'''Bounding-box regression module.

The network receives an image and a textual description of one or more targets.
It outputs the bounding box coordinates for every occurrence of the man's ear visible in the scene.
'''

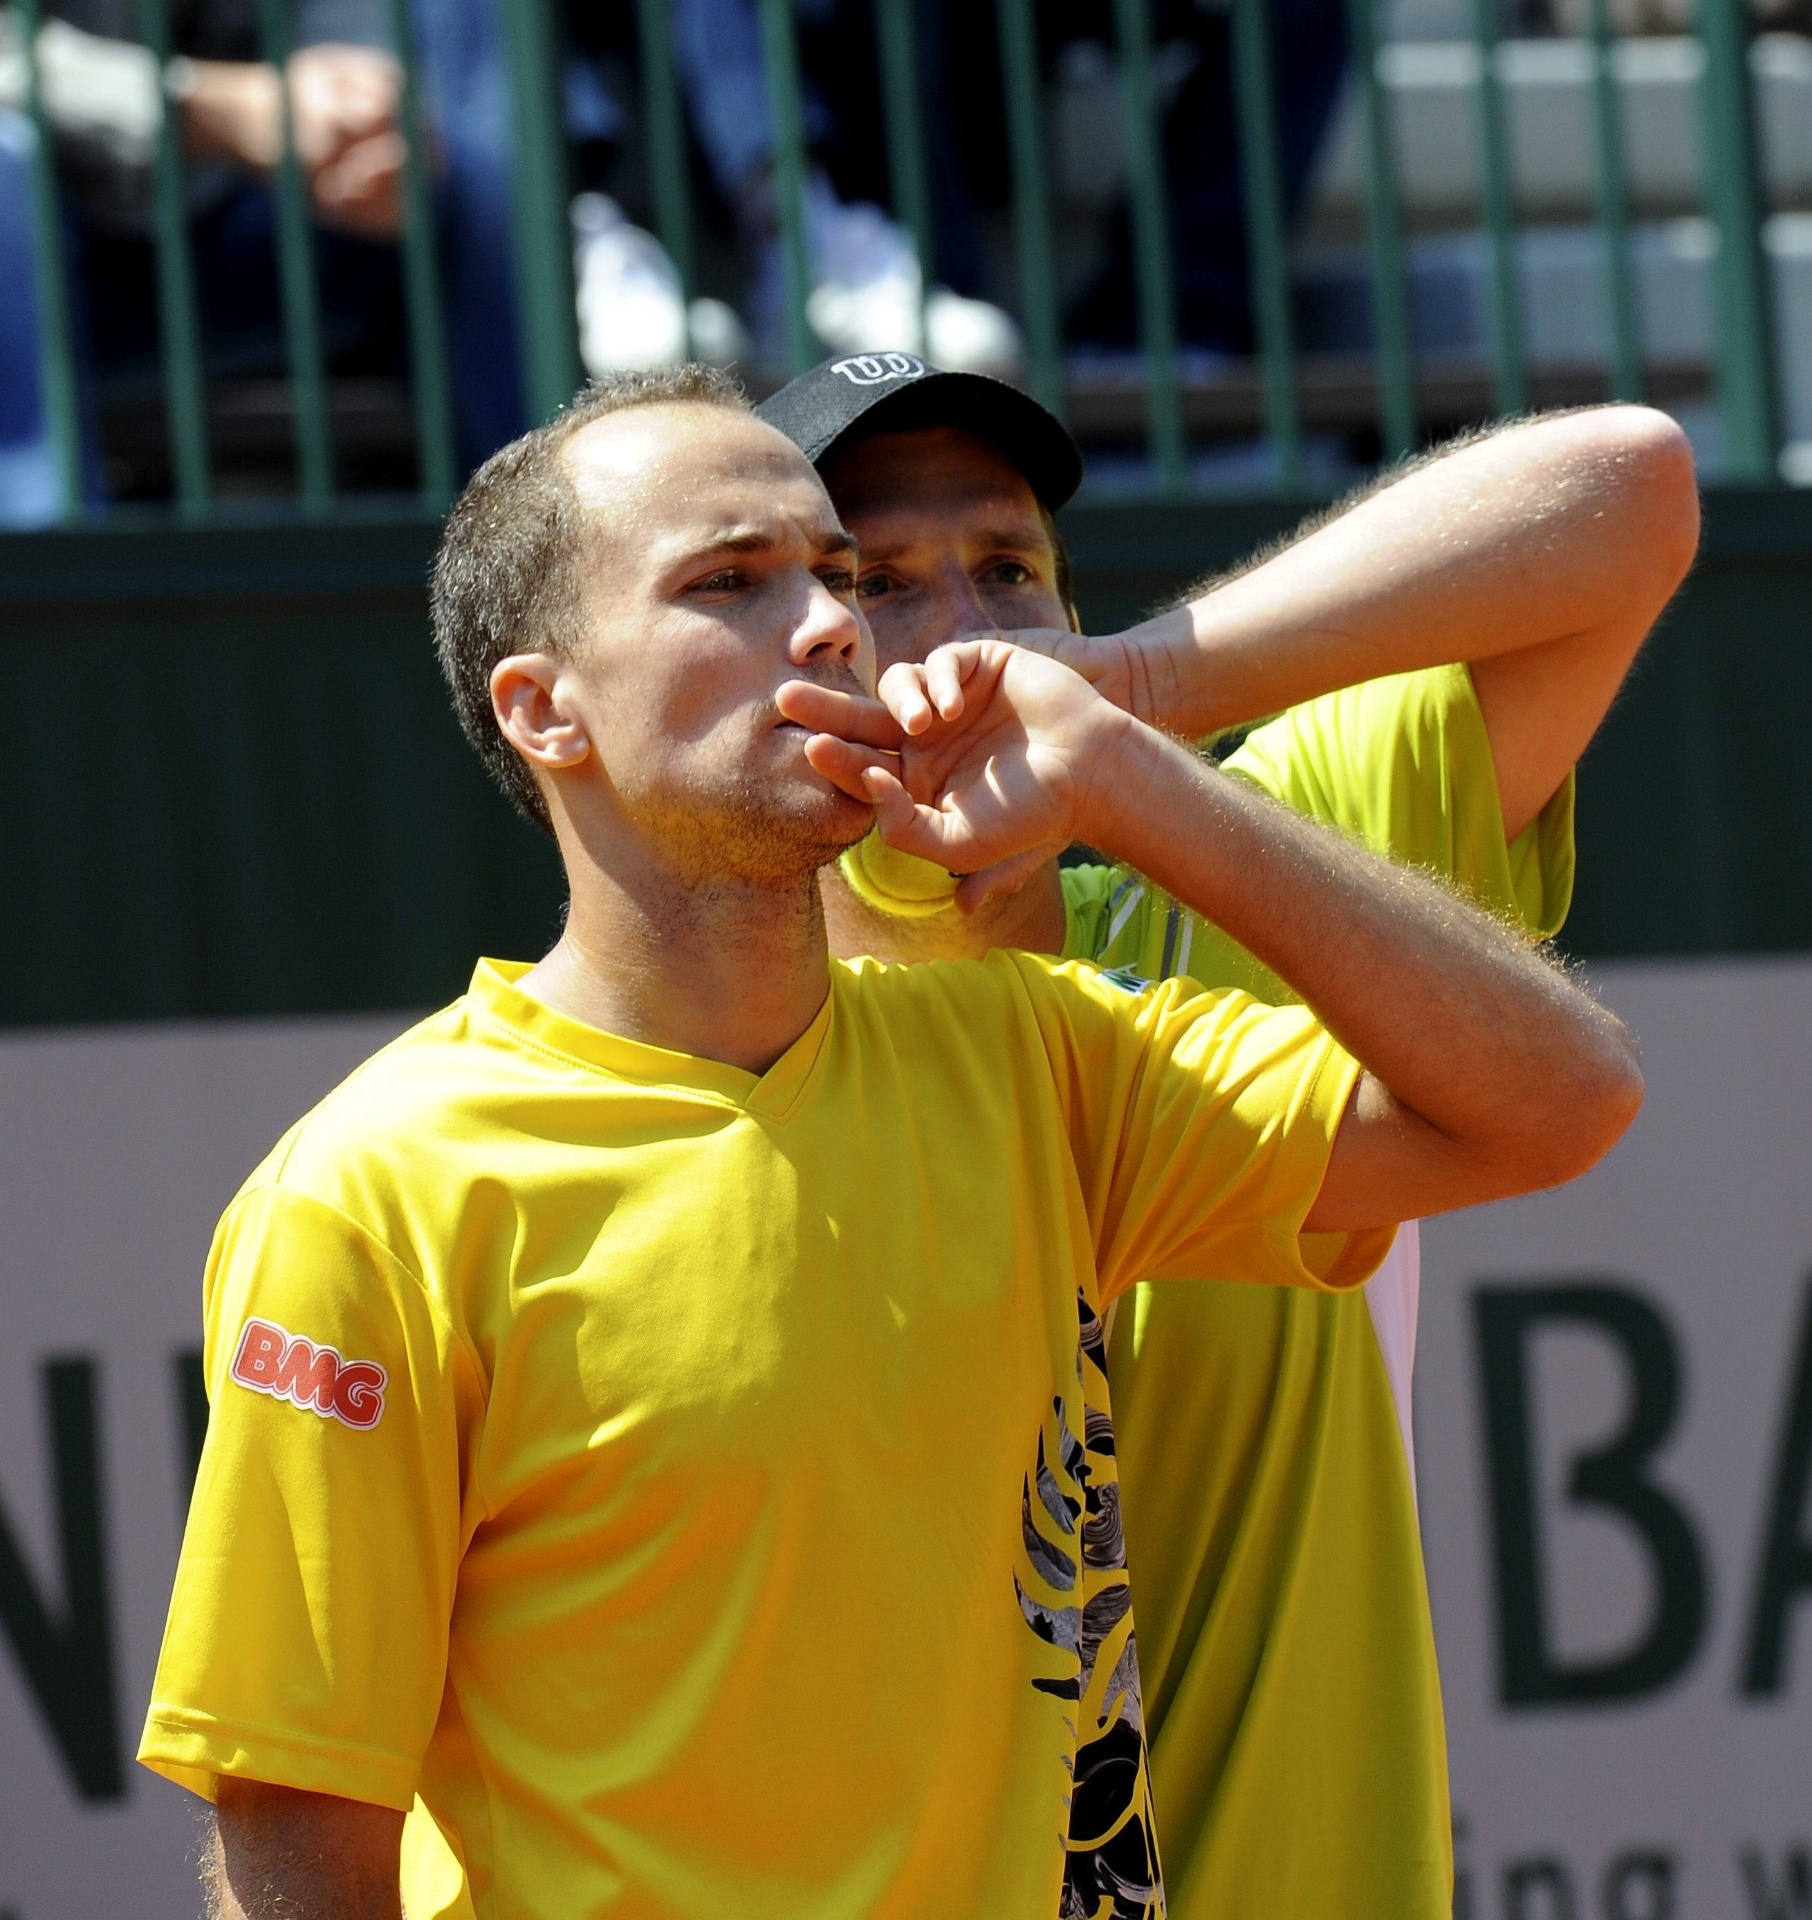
[491,653,592,772]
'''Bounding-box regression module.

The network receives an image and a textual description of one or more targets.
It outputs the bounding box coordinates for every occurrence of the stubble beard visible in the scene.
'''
[633,761,871,899]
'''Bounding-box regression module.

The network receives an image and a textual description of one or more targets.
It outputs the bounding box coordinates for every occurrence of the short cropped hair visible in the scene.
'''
[431,364,752,832]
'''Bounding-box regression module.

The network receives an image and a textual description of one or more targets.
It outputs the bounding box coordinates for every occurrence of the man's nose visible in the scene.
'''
[789,578,863,668]
[925,561,993,644]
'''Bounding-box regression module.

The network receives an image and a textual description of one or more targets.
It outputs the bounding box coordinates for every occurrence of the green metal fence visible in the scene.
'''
[9,0,1792,522]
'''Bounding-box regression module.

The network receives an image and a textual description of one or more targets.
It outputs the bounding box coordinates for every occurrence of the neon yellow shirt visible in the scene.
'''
[140,952,1381,1920]
[1062,664,1575,1920]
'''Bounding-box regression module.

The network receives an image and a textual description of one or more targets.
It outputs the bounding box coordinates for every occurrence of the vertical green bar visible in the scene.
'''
[1345,0,1416,461]
[874,0,935,305]
[1696,0,1776,480]
[1229,0,1303,492]
[500,0,582,420]
[1587,0,1642,401]
[636,0,695,304]
[254,0,334,509]
[756,0,814,374]
[994,0,1064,419]
[1111,0,1185,494]
[1468,0,1527,416]
[135,0,211,516]
[15,0,82,520]
[384,0,455,506]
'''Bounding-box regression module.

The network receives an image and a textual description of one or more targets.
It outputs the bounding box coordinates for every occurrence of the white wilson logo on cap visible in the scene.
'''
[830,353,927,386]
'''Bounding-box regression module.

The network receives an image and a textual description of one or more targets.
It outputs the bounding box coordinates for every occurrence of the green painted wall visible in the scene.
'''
[1,490,1808,1027]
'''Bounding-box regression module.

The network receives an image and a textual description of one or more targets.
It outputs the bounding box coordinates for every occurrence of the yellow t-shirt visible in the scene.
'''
[1062,664,1576,1920]
[140,951,1377,1920]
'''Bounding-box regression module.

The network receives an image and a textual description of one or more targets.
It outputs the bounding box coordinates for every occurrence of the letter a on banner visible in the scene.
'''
[1742,1274,1812,1698]
[1473,1281,1709,1706]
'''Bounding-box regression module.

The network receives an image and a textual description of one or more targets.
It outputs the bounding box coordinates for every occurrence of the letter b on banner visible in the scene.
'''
[1474,1282,1708,1706]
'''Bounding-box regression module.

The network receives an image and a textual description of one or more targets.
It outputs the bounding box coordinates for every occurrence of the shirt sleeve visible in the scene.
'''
[137,1183,482,1809]
[1221,662,1576,938]
[1018,956,1392,1304]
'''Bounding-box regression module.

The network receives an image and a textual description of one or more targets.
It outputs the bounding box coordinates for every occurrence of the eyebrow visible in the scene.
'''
[689,526,859,562]
[856,523,1049,566]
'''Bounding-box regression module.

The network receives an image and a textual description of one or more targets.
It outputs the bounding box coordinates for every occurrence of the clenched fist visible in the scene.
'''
[778,637,1142,911]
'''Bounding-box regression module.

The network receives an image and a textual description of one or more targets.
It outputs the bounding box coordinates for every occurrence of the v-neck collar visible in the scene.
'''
[468,959,833,1121]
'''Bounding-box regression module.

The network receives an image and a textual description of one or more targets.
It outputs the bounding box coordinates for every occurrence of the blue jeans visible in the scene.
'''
[411,0,528,470]
[0,110,63,527]
[1068,0,1353,353]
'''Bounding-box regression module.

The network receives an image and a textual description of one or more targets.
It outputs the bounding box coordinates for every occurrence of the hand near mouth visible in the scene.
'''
[779,640,1139,912]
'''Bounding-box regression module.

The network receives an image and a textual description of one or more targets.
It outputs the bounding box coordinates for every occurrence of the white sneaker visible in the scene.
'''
[803,181,923,358]
[572,194,688,375]
[752,175,1025,377]
[686,297,753,367]
[924,287,1024,382]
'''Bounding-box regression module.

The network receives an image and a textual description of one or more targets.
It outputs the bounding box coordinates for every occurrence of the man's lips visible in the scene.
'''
[769,711,897,757]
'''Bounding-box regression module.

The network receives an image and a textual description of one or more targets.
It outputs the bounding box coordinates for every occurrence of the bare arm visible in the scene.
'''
[175,47,402,237]
[785,641,1643,1227]
[204,1779,403,1920]
[1034,406,1699,838]
[1091,727,1641,1227]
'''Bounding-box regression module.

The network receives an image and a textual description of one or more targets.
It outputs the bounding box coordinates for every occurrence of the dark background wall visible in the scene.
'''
[2,490,1808,1027]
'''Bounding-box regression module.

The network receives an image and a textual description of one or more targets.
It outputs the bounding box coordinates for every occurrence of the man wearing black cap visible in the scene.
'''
[758,354,1701,1919]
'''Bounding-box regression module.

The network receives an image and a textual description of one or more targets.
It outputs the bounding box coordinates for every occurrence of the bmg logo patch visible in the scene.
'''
[231,1317,388,1429]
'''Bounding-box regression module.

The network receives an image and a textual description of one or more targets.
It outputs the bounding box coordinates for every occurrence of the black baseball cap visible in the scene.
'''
[756,353,1084,510]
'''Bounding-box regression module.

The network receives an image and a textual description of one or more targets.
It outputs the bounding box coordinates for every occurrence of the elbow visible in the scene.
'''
[1598,405,1703,596]
[1520,1029,1647,1192]
[1570,1037,1646,1179]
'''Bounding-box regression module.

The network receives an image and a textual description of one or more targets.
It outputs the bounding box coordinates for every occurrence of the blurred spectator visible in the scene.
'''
[1044,0,1352,359]
[0,1,425,516]
[666,0,1023,375]
[0,0,613,512]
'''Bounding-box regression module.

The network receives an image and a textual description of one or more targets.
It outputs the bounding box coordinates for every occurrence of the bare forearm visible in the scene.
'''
[1088,722,1642,1203]
[799,635,1643,1216]
[1116,407,1697,742]
[206,1781,403,1920]
[176,61,282,170]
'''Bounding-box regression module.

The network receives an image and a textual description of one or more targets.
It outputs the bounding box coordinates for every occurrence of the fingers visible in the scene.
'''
[312,134,404,236]
[922,646,970,722]
[859,762,934,848]
[993,627,1087,675]
[802,733,895,803]
[877,637,999,736]
[776,680,904,750]
[875,662,935,737]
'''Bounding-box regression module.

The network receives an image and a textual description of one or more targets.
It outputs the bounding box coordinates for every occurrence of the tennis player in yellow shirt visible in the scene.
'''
[758,356,1700,1919]
[142,368,1642,1919]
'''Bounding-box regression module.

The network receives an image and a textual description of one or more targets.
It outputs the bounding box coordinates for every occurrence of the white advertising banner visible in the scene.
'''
[0,961,1807,1919]
[0,1013,410,1920]
[1421,959,1812,1920]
